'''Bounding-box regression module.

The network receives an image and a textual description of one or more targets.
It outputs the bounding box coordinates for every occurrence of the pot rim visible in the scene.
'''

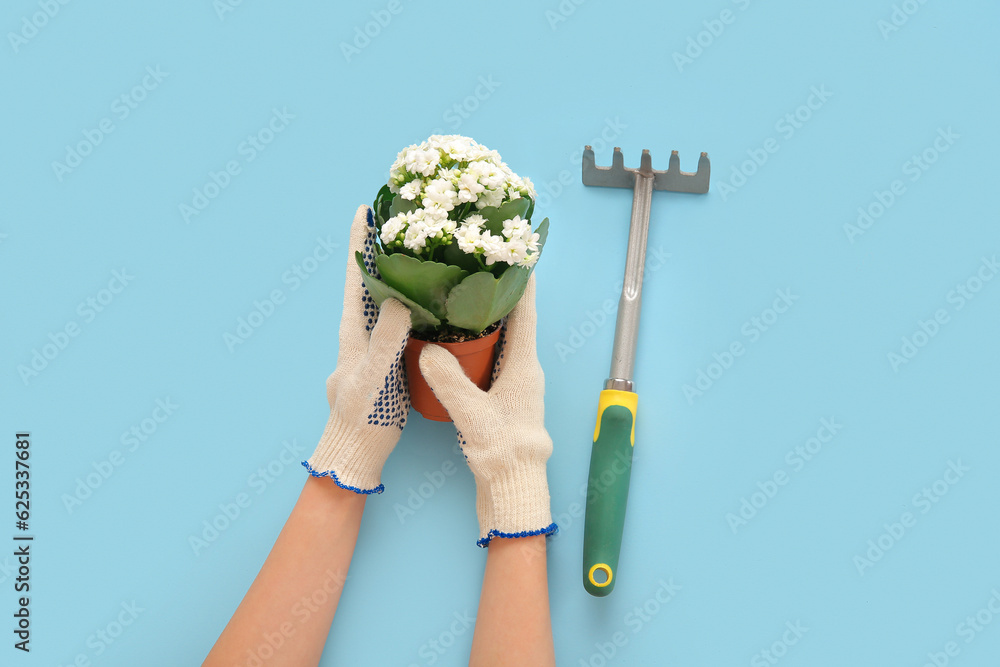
[406,325,501,355]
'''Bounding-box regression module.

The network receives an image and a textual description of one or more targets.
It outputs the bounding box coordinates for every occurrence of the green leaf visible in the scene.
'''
[534,216,550,251]
[374,253,468,320]
[354,252,440,331]
[388,194,419,218]
[438,239,483,274]
[503,196,532,220]
[473,205,500,232]
[372,185,393,229]
[444,265,533,334]
[478,198,532,235]
[452,202,476,222]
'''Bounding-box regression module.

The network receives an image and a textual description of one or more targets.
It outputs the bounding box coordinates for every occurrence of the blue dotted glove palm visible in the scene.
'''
[303,206,411,494]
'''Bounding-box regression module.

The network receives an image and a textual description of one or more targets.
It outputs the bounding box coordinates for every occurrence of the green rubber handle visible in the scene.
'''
[583,389,637,597]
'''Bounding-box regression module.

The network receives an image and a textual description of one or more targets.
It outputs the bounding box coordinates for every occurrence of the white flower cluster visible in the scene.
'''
[381,135,539,267]
[456,214,540,267]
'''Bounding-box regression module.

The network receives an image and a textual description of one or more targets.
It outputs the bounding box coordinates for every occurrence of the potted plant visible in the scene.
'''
[357,134,549,421]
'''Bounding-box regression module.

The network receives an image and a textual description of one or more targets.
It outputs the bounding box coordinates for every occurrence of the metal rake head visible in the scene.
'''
[582,146,710,194]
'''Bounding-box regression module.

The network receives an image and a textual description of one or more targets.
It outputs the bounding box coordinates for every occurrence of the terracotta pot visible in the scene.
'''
[404,327,501,422]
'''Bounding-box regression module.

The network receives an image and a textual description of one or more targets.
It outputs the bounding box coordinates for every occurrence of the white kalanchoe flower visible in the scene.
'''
[399,179,422,201]
[380,135,541,264]
[505,236,529,264]
[518,225,541,267]
[472,160,505,190]
[455,214,487,254]
[519,250,540,268]
[457,172,485,203]
[521,176,537,199]
[502,215,527,241]
[380,212,407,247]
[463,213,486,227]
[423,207,456,241]
[480,232,507,266]
[439,136,472,162]
[436,166,462,187]
[423,178,458,212]
[477,187,504,210]
[522,226,540,254]
[407,149,440,177]
[422,203,451,225]
[402,209,432,252]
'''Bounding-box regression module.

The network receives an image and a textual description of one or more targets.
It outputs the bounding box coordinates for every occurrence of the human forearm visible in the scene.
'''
[469,536,555,667]
[203,476,366,667]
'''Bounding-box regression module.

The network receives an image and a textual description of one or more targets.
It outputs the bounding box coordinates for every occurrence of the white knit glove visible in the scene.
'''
[303,205,411,494]
[419,275,556,546]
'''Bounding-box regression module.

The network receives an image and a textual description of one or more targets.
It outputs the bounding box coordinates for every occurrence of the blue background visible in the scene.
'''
[3,0,999,665]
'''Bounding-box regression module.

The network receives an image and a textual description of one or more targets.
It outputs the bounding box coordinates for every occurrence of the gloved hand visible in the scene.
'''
[419,275,556,546]
[303,205,411,494]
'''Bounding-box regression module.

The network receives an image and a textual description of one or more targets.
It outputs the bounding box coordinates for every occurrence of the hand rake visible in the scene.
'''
[581,145,710,596]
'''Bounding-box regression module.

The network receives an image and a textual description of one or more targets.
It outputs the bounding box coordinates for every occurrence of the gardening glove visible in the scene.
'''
[302,205,411,494]
[418,275,557,546]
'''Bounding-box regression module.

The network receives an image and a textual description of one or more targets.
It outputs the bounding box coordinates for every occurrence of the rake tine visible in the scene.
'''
[668,150,681,173]
[612,146,625,172]
[639,149,653,174]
